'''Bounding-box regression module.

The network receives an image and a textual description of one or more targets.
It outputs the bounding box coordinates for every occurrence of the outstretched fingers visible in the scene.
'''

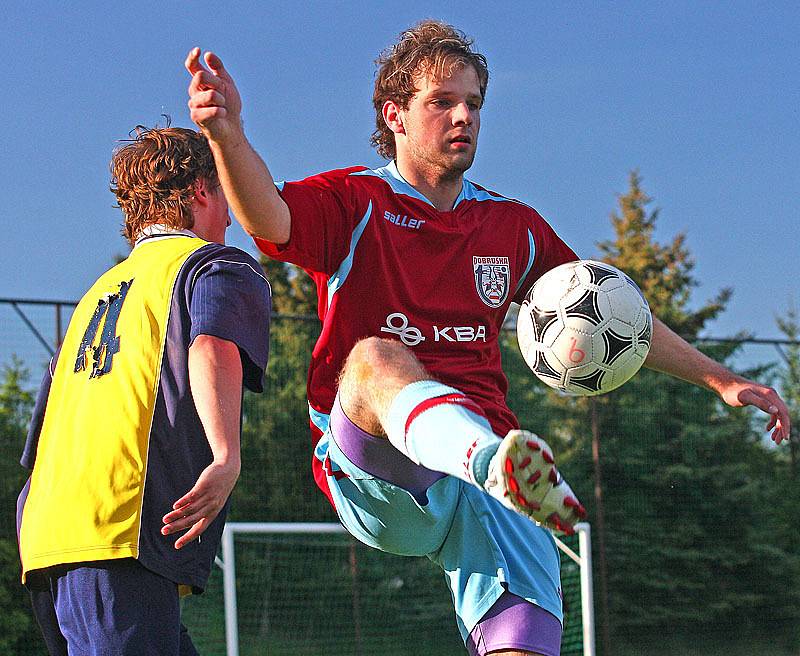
[736,387,791,444]
[185,49,231,89]
[189,70,224,95]
[173,516,208,550]
[184,48,243,140]
[162,489,205,536]
[769,415,789,445]
[204,51,231,81]
[161,497,216,550]
[161,461,239,549]
[185,46,205,76]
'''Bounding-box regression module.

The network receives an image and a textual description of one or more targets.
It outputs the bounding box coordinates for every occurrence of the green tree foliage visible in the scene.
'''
[231,258,333,522]
[597,170,731,338]
[590,173,800,644]
[0,360,45,655]
[775,301,800,477]
[508,173,800,650]
[769,303,800,643]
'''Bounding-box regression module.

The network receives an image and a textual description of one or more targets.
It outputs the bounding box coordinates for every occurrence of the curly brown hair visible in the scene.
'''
[110,126,219,244]
[371,20,489,161]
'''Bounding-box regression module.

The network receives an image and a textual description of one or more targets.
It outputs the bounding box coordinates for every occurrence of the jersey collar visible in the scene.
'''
[374,161,470,211]
[133,225,200,250]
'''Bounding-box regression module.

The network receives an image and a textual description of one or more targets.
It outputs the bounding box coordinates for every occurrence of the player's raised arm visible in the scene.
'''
[185,48,291,244]
[645,317,791,444]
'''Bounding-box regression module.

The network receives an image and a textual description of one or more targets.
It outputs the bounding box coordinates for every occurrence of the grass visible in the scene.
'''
[614,634,799,656]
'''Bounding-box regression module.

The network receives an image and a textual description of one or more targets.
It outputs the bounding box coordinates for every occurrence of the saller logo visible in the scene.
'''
[384,210,426,230]
[473,256,510,308]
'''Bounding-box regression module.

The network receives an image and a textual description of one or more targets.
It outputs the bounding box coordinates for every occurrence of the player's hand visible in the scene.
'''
[161,459,241,550]
[185,48,244,145]
[718,377,791,444]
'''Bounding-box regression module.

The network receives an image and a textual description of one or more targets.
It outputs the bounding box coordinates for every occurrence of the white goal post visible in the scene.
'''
[555,523,596,656]
[216,522,595,656]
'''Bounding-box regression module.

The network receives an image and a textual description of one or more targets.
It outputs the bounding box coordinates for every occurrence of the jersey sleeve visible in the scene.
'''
[189,250,272,393]
[254,167,366,275]
[21,351,59,469]
[512,208,579,304]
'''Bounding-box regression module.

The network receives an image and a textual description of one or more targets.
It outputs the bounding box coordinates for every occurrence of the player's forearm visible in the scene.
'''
[645,317,742,395]
[209,136,291,244]
[188,335,243,471]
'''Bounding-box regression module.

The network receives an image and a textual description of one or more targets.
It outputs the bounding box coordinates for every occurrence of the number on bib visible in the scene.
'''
[74,279,133,378]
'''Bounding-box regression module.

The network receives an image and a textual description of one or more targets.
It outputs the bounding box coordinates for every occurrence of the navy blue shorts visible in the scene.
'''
[28,559,198,656]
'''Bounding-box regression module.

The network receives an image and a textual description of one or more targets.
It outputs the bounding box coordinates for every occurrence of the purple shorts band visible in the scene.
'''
[466,592,562,656]
[330,397,445,504]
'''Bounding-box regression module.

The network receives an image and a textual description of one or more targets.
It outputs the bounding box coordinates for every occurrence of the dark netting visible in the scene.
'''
[4,305,798,655]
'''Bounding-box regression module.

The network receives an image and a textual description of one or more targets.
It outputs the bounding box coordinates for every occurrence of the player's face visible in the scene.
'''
[399,64,482,179]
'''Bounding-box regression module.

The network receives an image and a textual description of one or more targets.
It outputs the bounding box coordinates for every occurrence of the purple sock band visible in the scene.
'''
[330,397,445,504]
[466,592,562,656]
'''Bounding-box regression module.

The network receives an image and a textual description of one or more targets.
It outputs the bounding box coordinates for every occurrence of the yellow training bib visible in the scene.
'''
[20,236,207,579]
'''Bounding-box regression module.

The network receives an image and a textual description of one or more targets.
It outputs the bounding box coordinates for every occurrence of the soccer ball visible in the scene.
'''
[516,260,652,396]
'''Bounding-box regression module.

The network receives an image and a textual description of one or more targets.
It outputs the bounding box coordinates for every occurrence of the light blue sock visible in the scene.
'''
[385,380,501,487]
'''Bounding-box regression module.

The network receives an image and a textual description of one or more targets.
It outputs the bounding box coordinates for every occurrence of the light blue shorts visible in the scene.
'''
[321,399,563,641]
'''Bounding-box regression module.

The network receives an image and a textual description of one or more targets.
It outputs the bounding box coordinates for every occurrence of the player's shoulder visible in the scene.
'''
[186,243,269,287]
[462,179,548,224]
[290,164,415,207]
[293,165,371,187]
[191,241,261,266]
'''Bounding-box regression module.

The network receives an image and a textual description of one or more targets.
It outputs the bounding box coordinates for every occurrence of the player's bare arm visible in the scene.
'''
[645,317,790,444]
[185,48,291,244]
[162,334,243,549]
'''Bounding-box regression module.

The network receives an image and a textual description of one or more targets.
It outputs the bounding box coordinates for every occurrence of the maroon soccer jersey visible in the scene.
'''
[256,162,577,503]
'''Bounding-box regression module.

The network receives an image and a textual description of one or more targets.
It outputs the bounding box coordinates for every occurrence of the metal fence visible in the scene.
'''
[1,296,795,387]
[4,297,799,656]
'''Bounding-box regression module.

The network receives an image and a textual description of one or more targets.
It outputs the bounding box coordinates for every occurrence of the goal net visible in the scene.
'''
[182,522,594,656]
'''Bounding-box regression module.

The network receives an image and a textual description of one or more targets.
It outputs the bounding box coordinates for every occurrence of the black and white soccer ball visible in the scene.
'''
[517,260,652,396]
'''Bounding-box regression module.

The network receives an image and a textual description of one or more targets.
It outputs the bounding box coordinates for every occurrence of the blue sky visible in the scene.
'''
[3,1,798,342]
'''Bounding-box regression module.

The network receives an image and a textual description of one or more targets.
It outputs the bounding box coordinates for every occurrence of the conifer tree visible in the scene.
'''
[584,172,800,644]
[0,361,45,654]
[775,301,800,477]
[597,170,730,336]
[231,259,330,522]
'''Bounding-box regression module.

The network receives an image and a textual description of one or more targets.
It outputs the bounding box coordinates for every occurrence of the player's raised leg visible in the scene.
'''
[338,337,585,533]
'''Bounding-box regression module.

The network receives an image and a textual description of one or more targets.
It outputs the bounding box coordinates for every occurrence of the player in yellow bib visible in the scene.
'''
[17,126,271,655]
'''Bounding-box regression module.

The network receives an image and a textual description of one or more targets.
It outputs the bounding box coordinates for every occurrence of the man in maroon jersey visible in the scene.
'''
[175,21,790,655]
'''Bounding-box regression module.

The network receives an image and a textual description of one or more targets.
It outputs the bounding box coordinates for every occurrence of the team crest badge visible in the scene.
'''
[473,256,510,308]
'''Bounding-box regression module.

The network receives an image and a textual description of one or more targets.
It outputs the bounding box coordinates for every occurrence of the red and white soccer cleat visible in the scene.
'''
[484,430,586,534]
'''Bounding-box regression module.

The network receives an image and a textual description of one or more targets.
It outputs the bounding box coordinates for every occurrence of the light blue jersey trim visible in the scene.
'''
[352,162,519,212]
[275,180,286,191]
[309,404,330,434]
[514,229,536,297]
[310,404,331,462]
[326,201,373,308]
[352,161,435,207]
[454,179,516,207]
